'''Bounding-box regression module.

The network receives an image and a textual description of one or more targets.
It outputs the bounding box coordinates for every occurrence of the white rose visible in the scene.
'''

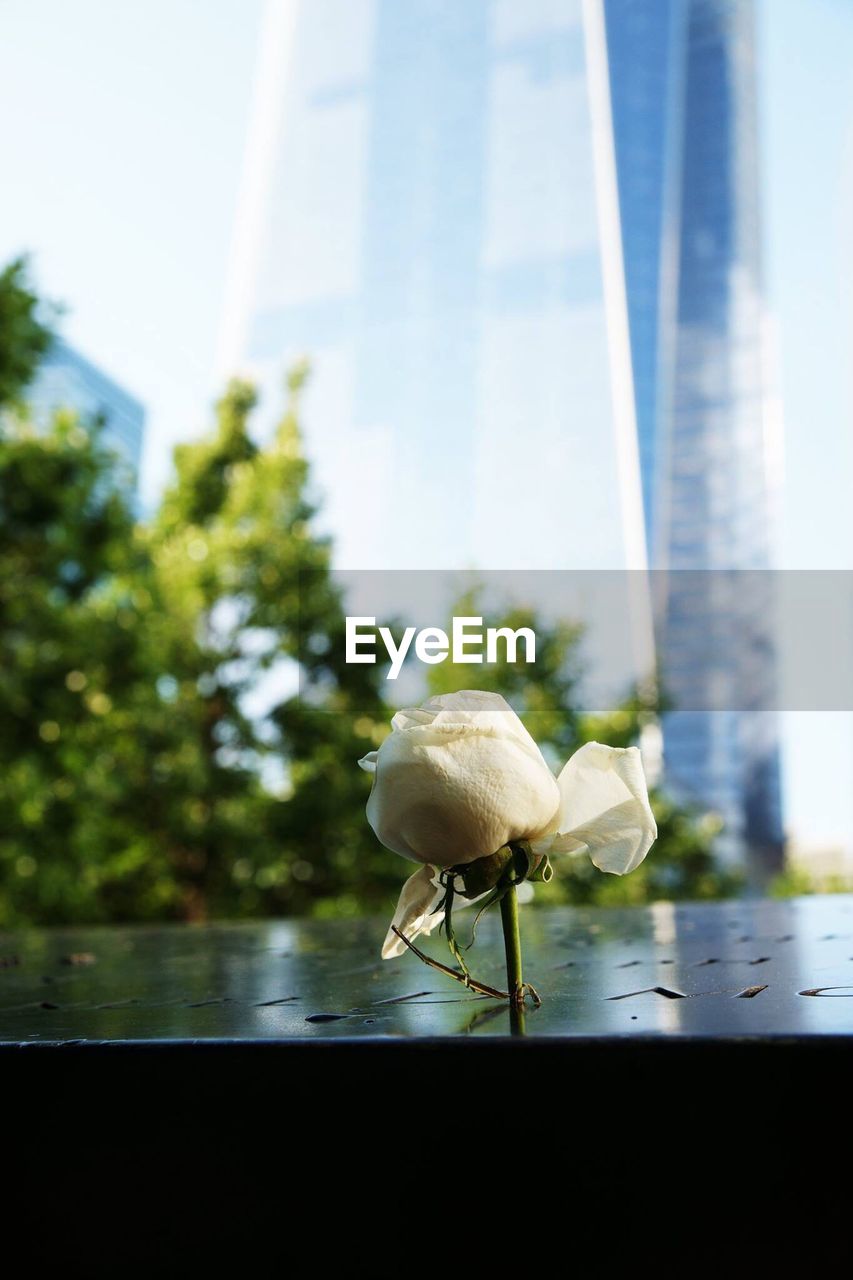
[359,690,657,959]
[360,689,560,866]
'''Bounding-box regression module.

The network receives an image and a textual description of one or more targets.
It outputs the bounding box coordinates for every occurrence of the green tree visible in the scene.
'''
[145,364,398,920]
[0,350,396,923]
[0,406,161,922]
[0,257,55,409]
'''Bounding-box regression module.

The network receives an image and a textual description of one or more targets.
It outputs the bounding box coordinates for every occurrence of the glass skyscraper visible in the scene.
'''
[27,337,146,483]
[221,0,782,872]
[220,0,647,575]
[607,0,783,872]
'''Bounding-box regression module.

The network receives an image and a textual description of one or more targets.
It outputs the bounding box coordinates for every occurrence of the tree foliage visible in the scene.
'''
[0,361,402,924]
[0,257,55,409]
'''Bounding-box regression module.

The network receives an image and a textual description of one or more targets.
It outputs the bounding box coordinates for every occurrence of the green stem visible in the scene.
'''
[508,999,526,1037]
[499,882,524,1007]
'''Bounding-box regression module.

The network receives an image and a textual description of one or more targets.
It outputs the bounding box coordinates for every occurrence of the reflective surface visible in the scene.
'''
[2,895,853,1043]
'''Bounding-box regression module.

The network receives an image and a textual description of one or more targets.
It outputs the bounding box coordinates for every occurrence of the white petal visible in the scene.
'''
[415,690,546,762]
[419,690,514,718]
[382,864,444,959]
[535,743,656,875]
[358,751,378,774]
[381,869,493,961]
[391,706,436,732]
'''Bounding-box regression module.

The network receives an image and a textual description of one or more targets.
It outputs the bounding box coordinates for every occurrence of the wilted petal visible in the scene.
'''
[535,743,656,875]
[381,864,445,959]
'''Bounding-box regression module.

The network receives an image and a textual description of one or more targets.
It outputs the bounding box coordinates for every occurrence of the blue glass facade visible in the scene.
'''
[606,0,783,871]
[605,0,682,562]
[27,338,145,482]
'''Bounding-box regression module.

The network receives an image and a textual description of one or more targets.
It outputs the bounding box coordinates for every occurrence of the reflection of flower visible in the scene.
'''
[359,690,657,959]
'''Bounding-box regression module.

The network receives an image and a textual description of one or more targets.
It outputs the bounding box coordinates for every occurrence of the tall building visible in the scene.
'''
[27,337,146,482]
[221,0,782,872]
[219,0,647,575]
[606,0,783,872]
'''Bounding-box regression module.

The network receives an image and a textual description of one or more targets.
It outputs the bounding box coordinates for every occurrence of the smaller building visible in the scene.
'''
[27,337,145,482]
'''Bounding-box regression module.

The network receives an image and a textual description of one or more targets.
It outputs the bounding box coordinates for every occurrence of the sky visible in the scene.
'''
[0,0,266,504]
[757,0,853,854]
[1,0,852,853]
[760,0,853,573]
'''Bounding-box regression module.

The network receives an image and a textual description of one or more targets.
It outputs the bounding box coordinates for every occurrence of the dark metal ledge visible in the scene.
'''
[2,894,853,1044]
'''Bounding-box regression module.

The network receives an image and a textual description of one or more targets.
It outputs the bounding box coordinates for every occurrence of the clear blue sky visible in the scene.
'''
[0,0,266,505]
[759,0,853,572]
[1,0,852,852]
[757,0,853,854]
